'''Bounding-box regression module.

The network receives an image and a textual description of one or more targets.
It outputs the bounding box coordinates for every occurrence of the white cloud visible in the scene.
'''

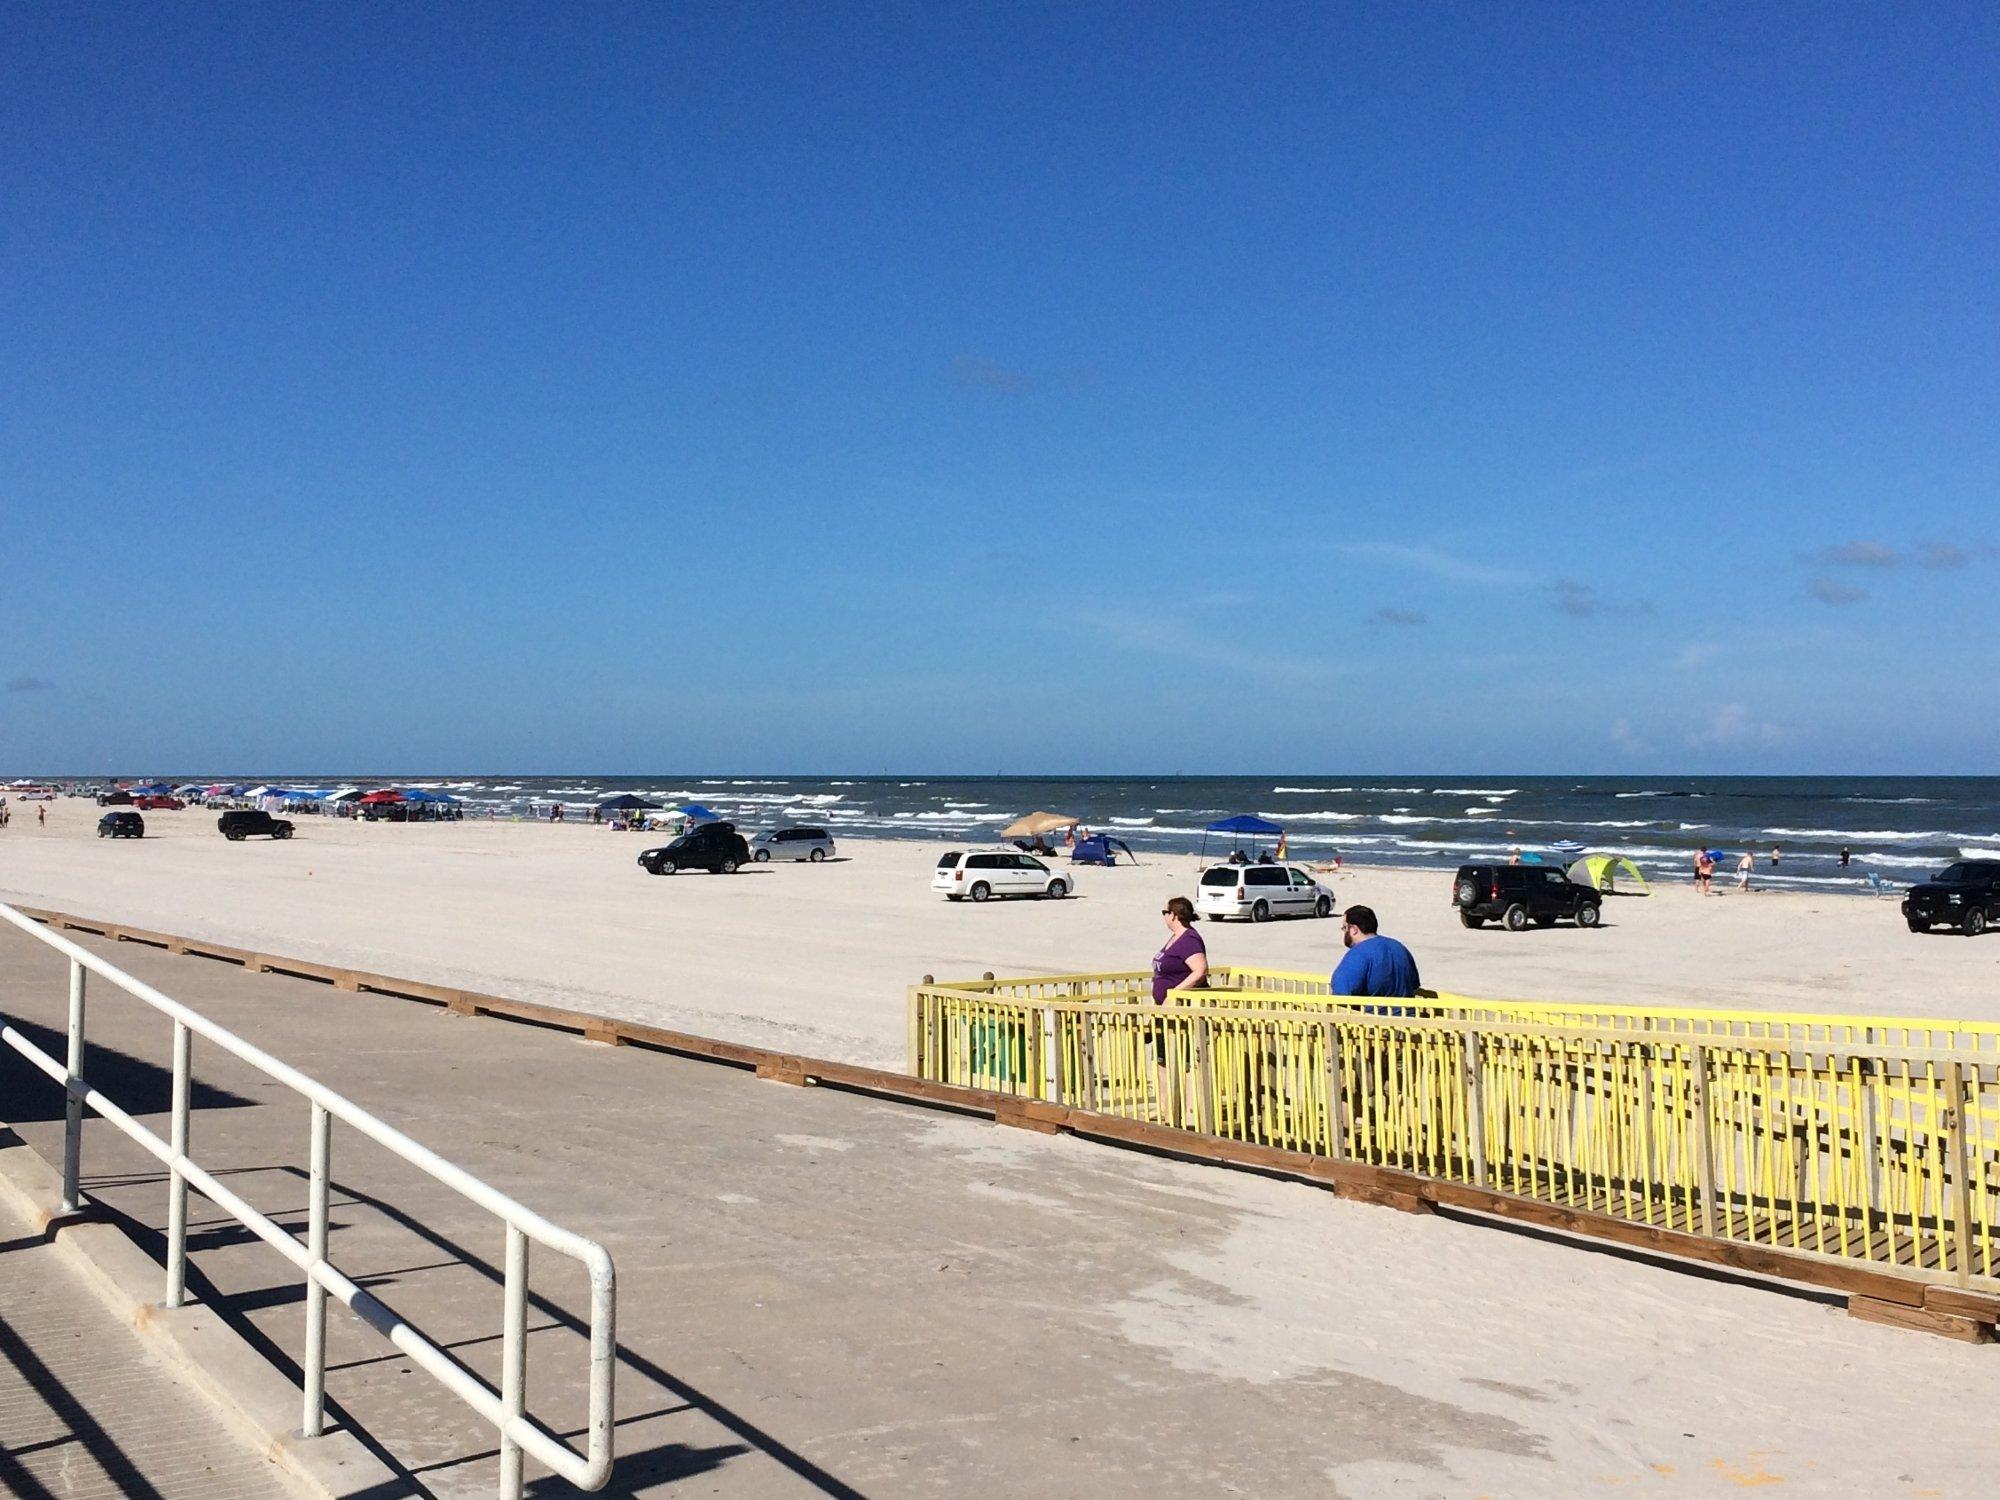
[1339,543,1524,587]
[1685,703,1784,750]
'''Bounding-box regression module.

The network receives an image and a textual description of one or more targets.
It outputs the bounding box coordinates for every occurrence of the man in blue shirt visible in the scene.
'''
[1330,905,1421,998]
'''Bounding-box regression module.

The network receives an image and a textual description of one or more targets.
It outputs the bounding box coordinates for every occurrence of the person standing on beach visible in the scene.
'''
[1149,896,1208,1124]
[38,804,46,828]
[1839,846,1852,868]
[1737,849,1754,891]
[1696,849,1714,895]
[1331,906,1420,999]
[1771,844,1782,868]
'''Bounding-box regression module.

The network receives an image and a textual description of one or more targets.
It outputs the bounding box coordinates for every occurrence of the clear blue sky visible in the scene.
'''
[3,3,1995,775]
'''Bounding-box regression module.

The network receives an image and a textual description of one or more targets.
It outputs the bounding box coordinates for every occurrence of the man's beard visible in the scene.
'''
[1342,930,1354,949]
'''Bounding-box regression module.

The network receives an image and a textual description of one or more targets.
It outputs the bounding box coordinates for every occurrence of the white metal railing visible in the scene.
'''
[0,902,616,1496]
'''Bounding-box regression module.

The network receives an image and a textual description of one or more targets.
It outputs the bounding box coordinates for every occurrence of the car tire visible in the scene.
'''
[969,882,991,902]
[1315,895,1332,918]
[226,832,244,842]
[657,859,677,876]
[1576,904,1601,928]
[275,828,291,840]
[1965,909,1988,937]
[718,857,740,874]
[809,847,826,862]
[1908,920,1930,933]
[1503,903,1530,931]
[1251,900,1271,923]
[1454,879,1478,905]
[754,849,770,862]
[1047,880,1069,899]
[1459,910,1485,928]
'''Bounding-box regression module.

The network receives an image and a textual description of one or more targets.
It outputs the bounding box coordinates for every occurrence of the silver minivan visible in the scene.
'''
[753,826,836,862]
[1196,863,1335,922]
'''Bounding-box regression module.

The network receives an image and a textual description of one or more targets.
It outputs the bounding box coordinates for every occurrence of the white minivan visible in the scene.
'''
[934,851,1072,902]
[1196,863,1335,922]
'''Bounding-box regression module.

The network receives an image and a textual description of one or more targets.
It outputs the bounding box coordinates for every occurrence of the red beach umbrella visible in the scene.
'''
[358,789,405,805]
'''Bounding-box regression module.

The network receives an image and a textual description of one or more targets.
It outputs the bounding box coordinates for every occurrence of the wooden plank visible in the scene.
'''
[995,1097,1067,1135]
[1849,1295,1992,1343]
[754,1058,812,1087]
[582,1023,626,1048]
[1923,1286,2000,1324]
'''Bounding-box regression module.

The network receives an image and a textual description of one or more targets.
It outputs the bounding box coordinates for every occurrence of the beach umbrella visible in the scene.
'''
[1549,839,1587,856]
[323,787,362,802]
[1000,811,1080,838]
[598,793,662,811]
[677,802,720,822]
[358,789,405,805]
[401,788,457,803]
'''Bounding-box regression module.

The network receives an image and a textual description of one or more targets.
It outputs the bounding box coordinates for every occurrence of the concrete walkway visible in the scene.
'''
[0,1186,297,1499]
[2,922,1998,1498]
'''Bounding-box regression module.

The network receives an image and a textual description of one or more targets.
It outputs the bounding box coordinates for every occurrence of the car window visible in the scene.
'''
[1018,855,1047,871]
[967,853,999,869]
[1245,868,1286,887]
[1200,868,1239,888]
[1288,868,1313,886]
[1935,863,1970,883]
[1541,870,1566,885]
[937,852,962,868]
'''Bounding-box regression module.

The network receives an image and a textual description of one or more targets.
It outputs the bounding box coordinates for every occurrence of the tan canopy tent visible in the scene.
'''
[1001,811,1080,838]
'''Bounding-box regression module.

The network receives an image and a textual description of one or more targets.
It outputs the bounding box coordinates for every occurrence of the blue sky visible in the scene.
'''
[3,3,1995,775]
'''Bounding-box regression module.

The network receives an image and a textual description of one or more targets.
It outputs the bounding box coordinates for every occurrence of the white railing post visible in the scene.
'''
[499,1223,529,1498]
[61,959,87,1213]
[303,1102,331,1437]
[165,1020,191,1307]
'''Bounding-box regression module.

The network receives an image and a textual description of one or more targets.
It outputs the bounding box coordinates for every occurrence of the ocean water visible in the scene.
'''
[190,774,2000,895]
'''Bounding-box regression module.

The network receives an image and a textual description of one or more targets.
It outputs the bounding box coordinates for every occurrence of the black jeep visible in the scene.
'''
[97,811,145,839]
[1902,860,2000,935]
[1453,863,1603,930]
[637,821,751,875]
[218,809,294,841]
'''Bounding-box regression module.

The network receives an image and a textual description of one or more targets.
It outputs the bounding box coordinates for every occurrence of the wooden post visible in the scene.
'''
[908,981,930,1076]
[1195,1018,1215,1136]
[1692,1046,1717,1239]
[1947,1061,1973,1287]
[1461,1027,1487,1187]
[1321,1021,1346,1161]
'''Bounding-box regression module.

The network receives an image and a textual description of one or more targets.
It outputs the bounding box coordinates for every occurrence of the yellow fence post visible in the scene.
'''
[1692,1046,1717,1239]
[1321,1021,1345,1161]
[1461,1026,1487,1186]
[1194,1017,1215,1135]
[1949,1060,1973,1287]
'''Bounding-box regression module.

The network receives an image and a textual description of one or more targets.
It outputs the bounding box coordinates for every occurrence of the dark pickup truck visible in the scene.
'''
[1903,860,2000,935]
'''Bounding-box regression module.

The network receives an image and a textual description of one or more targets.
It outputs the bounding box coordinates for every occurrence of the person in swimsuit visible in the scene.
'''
[1696,849,1714,895]
[1149,896,1209,1124]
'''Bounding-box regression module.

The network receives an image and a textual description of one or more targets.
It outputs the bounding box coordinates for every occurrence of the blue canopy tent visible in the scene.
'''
[128,782,173,796]
[400,788,457,803]
[1071,834,1137,867]
[1202,813,1284,864]
[678,803,721,823]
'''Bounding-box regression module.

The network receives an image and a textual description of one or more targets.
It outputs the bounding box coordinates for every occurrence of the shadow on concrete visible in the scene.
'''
[81,1163,868,1499]
[0,1018,256,1124]
[0,1298,173,1500]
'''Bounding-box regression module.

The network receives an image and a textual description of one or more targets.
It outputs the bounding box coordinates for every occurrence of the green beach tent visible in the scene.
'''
[1567,854,1649,893]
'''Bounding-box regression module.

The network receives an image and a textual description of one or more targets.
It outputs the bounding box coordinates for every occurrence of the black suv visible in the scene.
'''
[1902,860,2000,935]
[219,809,294,841]
[1453,864,1603,930]
[638,822,751,875]
[97,811,145,839]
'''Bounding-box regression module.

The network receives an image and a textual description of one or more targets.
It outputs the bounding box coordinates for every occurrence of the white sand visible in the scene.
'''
[4,800,1997,1067]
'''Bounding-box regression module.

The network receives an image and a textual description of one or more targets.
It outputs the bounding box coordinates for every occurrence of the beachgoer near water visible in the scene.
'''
[1696,849,1714,895]
[1839,846,1851,868]
[1771,844,1782,867]
[1737,850,1753,890]
[1331,905,1420,998]
[1150,896,1209,1124]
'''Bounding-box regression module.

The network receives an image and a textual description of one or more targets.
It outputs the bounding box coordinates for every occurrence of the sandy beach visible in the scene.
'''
[4,798,1996,1068]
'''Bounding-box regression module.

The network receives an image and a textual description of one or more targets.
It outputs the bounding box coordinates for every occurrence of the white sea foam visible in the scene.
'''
[1271,786,1355,794]
[1760,826,1982,844]
[1432,788,1518,797]
[1110,817,1155,826]
[1262,810,1360,822]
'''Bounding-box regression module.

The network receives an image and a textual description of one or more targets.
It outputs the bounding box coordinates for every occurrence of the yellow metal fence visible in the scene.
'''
[909,973,2000,1290]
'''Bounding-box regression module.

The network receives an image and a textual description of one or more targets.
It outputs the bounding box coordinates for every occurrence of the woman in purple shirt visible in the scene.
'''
[1149,896,1209,1123]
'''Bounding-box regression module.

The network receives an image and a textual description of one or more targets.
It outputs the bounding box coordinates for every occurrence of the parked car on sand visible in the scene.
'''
[933,851,1070,902]
[1453,863,1602,930]
[1196,863,1335,922]
[638,822,751,875]
[219,809,294,841]
[97,811,145,839]
[134,794,185,810]
[1902,860,2000,935]
[753,827,835,863]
